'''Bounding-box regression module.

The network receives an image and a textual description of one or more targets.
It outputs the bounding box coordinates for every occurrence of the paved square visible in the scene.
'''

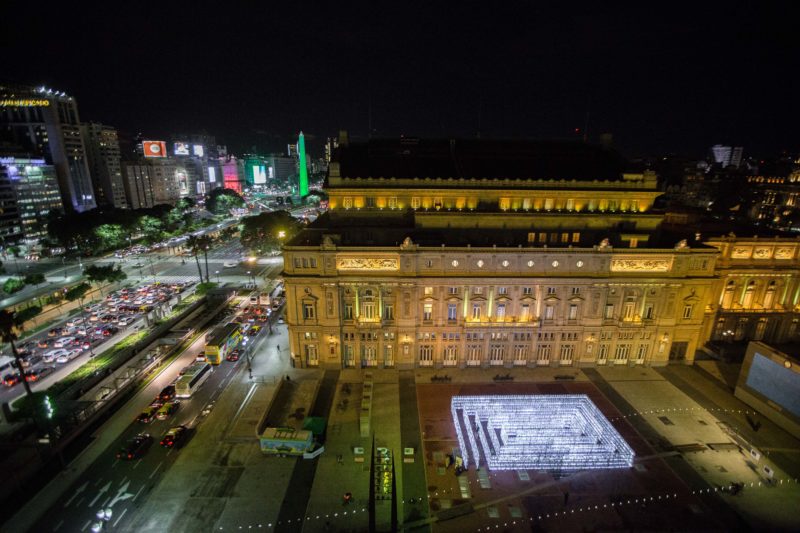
[451,394,635,471]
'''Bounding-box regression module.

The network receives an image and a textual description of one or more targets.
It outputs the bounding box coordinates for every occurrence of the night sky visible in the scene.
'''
[3,1,797,158]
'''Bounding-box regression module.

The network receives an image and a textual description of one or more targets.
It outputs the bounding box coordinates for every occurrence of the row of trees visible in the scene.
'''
[239,210,303,254]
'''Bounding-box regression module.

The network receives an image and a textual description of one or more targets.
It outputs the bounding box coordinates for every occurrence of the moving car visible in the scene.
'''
[160,426,187,448]
[56,350,80,364]
[43,348,70,363]
[54,337,75,348]
[223,260,238,268]
[158,384,176,402]
[226,349,241,362]
[116,433,153,460]
[137,403,162,423]
[3,372,21,387]
[156,401,180,420]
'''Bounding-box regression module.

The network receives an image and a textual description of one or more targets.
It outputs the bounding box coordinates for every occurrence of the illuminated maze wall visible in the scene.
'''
[451,395,635,471]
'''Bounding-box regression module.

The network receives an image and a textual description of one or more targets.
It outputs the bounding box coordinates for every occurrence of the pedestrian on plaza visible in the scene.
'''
[564,491,570,505]
[248,369,253,380]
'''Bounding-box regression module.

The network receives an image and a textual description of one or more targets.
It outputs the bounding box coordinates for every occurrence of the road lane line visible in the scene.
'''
[120,476,129,486]
[166,447,173,456]
[132,485,145,502]
[94,477,103,486]
[111,458,119,469]
[80,520,91,532]
[76,497,85,507]
[101,496,110,507]
[53,519,64,531]
[112,508,128,528]
[149,461,164,479]
[132,458,142,470]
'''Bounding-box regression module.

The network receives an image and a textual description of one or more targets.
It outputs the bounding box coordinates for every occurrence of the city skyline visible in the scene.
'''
[3,2,798,157]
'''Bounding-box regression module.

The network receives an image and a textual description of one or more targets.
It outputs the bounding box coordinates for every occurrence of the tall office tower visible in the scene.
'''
[0,155,64,247]
[0,84,96,212]
[82,122,128,208]
[122,157,179,208]
[711,144,744,168]
[171,135,223,196]
[297,131,309,196]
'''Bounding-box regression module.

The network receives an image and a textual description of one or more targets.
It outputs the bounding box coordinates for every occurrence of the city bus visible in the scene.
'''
[175,361,212,398]
[204,323,243,365]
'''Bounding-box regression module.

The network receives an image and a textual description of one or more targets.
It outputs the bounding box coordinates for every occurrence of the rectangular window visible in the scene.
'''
[496,303,506,319]
[411,197,421,209]
[544,305,554,320]
[343,197,353,208]
[447,303,457,321]
[513,345,528,364]
[604,304,614,319]
[343,303,353,320]
[472,304,481,320]
[424,286,434,296]
[473,286,483,295]
[448,286,459,295]
[419,345,433,365]
[293,257,301,268]
[560,344,574,363]
[598,344,609,362]
[444,345,458,366]
[365,196,376,208]
[523,287,533,295]
[539,232,547,243]
[497,287,508,295]
[362,302,375,320]
[636,344,648,360]
[489,345,505,365]
[568,304,578,320]
[683,304,693,319]
[547,287,557,295]
[572,232,580,243]
[388,196,398,209]
[423,303,433,321]
[467,345,482,366]
[310,258,317,268]
[614,344,630,362]
[303,303,315,320]
[561,233,569,243]
[383,304,394,320]
[520,304,530,321]
[624,302,635,320]
[571,287,580,295]
[536,344,551,365]
[644,304,654,320]
[527,232,535,243]
[302,258,309,268]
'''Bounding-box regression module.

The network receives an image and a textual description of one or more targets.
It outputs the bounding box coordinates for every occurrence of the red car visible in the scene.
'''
[3,373,21,387]
[226,350,240,362]
[24,369,41,382]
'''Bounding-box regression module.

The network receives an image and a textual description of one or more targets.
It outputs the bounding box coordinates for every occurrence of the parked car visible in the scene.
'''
[116,433,153,460]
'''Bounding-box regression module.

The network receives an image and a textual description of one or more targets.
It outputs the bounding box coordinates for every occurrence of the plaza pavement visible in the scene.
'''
[43,352,800,533]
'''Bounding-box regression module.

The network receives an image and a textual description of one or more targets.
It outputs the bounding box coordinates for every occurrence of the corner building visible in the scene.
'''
[283,136,719,369]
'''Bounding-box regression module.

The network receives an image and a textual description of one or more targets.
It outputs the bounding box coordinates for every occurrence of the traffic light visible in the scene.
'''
[43,395,54,419]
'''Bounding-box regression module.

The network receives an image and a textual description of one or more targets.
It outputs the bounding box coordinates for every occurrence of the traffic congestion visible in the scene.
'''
[1,281,192,396]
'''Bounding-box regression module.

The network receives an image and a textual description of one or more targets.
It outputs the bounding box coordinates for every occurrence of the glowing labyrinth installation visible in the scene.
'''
[451,395,635,471]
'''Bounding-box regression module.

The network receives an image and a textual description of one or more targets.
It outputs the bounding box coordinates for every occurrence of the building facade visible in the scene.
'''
[0,84,96,212]
[82,122,127,208]
[283,136,729,369]
[0,156,63,247]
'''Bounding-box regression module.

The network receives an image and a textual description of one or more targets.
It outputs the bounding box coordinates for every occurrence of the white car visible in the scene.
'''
[223,261,238,268]
[44,348,70,363]
[117,317,135,327]
[54,337,75,348]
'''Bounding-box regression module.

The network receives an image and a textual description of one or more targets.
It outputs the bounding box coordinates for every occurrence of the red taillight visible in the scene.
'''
[128,453,132,459]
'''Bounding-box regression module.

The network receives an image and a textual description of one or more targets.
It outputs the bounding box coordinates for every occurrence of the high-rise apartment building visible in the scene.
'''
[0,156,64,247]
[0,84,96,212]
[82,122,127,208]
[122,158,179,208]
[711,144,744,168]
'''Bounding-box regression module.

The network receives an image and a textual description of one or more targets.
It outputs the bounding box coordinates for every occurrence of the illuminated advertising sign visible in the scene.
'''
[0,99,50,107]
[143,141,167,158]
[208,166,216,183]
[253,164,267,184]
[174,142,190,156]
[192,145,204,157]
[176,170,188,195]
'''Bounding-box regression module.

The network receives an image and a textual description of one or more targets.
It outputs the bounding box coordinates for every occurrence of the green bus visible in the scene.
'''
[204,323,243,364]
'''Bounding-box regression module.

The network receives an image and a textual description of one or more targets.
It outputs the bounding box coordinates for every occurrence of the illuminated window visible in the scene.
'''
[362,303,375,320]
[523,287,533,295]
[682,304,693,319]
[496,304,506,319]
[472,304,482,320]
[544,305,554,320]
[447,303,457,321]
[383,304,394,320]
[388,197,398,209]
[448,286,459,295]
[343,303,353,320]
[343,197,353,208]
[604,304,614,319]
[568,304,578,320]
[411,197,421,209]
[423,303,433,321]
[520,304,530,321]
[498,287,508,295]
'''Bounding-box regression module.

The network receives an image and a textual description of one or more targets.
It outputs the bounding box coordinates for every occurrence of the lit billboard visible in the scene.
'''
[174,142,190,156]
[192,145,204,157]
[143,141,167,158]
[253,164,267,184]
[208,166,216,183]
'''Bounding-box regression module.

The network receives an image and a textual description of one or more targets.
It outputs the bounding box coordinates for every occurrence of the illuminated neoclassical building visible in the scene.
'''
[282,134,799,369]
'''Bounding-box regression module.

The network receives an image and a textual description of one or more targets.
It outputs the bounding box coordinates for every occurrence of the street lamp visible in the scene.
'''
[247,270,256,288]
[62,256,67,280]
[215,270,220,283]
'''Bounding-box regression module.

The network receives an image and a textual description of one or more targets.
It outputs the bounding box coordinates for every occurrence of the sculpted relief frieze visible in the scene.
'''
[336,257,399,271]
[610,257,672,272]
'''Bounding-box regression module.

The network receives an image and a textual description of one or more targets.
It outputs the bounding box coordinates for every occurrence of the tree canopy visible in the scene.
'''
[239,210,302,253]
[84,263,127,285]
[206,188,245,215]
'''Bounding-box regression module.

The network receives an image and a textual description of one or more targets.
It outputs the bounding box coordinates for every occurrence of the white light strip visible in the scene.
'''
[451,395,635,471]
